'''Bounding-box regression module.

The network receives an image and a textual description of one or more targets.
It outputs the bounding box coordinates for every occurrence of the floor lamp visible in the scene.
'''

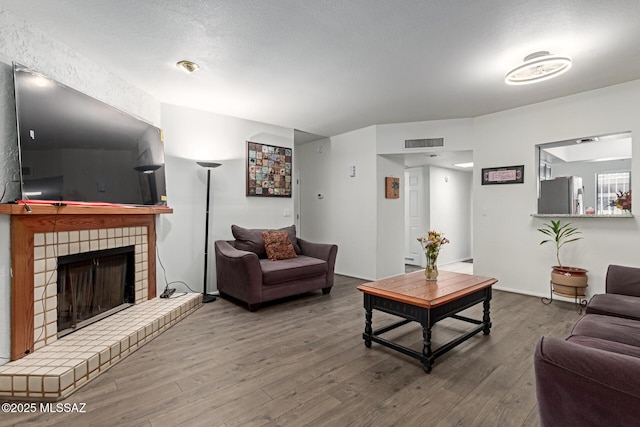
[197,161,222,303]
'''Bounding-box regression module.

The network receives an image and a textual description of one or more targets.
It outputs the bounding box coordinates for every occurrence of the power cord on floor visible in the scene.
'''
[155,233,198,298]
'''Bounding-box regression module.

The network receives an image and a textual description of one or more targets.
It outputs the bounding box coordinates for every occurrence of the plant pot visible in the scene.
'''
[550,266,588,298]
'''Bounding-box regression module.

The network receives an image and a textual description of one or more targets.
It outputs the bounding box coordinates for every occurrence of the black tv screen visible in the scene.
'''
[13,63,167,206]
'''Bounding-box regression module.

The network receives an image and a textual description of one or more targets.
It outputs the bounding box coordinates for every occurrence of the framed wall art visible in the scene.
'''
[481,165,524,185]
[246,141,293,197]
[385,177,400,198]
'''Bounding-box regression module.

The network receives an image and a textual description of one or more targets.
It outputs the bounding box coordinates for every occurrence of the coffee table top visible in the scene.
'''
[357,270,497,308]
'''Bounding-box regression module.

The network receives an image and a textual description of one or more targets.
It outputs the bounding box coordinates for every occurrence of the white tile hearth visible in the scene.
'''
[0,293,201,401]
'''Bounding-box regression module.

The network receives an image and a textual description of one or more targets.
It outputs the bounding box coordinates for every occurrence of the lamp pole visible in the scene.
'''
[197,161,221,303]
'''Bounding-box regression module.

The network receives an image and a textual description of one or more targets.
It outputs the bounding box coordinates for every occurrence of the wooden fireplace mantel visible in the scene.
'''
[2,204,172,361]
[0,204,173,216]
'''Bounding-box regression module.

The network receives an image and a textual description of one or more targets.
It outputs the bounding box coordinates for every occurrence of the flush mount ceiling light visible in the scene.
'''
[176,60,200,73]
[453,162,474,168]
[576,137,599,144]
[505,51,572,85]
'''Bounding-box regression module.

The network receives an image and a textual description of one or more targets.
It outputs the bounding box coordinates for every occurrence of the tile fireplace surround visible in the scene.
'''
[0,204,201,401]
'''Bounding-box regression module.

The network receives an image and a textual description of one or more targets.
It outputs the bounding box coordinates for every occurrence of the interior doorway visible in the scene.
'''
[404,167,426,267]
[403,159,474,271]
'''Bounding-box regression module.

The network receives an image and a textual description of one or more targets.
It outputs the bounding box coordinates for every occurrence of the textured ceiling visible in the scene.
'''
[2,0,640,139]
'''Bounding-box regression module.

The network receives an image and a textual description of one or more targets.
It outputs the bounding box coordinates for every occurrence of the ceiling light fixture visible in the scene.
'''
[176,60,200,73]
[576,137,599,144]
[505,51,572,85]
[454,162,474,168]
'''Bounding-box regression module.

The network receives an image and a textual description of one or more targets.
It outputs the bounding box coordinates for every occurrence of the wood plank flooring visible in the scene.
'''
[1,272,581,427]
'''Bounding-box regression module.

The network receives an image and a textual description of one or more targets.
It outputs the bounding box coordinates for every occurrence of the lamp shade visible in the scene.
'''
[196,161,222,169]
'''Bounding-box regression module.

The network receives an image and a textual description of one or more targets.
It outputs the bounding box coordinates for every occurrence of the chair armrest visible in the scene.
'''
[214,240,263,304]
[606,264,640,296]
[298,239,337,264]
[534,336,640,427]
[298,239,338,288]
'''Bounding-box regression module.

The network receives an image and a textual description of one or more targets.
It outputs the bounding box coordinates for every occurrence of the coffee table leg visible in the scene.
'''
[364,299,372,348]
[483,298,492,335]
[422,324,433,373]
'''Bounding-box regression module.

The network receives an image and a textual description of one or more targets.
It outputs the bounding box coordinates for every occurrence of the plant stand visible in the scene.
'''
[541,266,588,314]
[541,280,588,314]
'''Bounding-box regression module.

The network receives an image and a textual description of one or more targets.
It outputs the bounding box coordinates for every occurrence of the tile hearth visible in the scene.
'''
[0,293,201,401]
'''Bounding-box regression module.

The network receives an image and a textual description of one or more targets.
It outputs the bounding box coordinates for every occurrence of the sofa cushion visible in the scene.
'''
[262,231,297,261]
[567,335,640,358]
[232,224,301,258]
[571,314,640,347]
[606,264,640,296]
[586,293,640,321]
[260,255,327,285]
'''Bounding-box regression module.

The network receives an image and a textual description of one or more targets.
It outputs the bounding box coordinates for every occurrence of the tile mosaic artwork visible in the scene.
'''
[246,141,292,197]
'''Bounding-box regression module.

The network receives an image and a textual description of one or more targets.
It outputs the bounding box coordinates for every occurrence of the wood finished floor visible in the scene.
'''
[2,272,581,427]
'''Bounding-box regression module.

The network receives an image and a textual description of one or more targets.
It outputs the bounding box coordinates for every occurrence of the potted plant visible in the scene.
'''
[537,220,588,297]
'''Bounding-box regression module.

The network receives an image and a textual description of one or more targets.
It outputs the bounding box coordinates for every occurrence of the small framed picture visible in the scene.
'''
[481,165,524,185]
[385,177,400,198]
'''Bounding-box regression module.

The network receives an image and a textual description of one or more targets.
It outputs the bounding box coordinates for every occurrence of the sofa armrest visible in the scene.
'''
[298,239,338,287]
[606,264,640,296]
[214,240,263,304]
[534,336,640,427]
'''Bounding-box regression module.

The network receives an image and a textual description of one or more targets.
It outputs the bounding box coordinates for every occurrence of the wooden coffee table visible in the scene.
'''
[357,270,497,373]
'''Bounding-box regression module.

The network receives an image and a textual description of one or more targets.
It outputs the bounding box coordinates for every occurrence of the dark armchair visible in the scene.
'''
[214,225,337,311]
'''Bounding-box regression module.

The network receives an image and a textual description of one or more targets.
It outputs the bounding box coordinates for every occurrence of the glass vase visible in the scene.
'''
[425,253,439,281]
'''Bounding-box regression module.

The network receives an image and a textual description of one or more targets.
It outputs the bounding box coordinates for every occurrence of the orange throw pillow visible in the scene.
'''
[262,231,298,261]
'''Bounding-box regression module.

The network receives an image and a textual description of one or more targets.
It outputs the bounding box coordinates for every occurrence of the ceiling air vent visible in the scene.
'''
[404,138,444,149]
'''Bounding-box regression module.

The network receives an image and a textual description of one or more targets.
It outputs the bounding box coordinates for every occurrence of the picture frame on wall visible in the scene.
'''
[481,165,524,185]
[246,141,293,197]
[385,177,400,198]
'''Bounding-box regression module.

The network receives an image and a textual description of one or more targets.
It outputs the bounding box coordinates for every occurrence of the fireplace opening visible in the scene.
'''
[57,246,135,337]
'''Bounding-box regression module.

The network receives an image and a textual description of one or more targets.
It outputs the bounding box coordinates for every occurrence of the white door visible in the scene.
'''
[404,167,425,267]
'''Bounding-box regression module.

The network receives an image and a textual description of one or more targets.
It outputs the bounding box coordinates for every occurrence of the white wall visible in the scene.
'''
[376,155,405,279]
[428,166,472,264]
[299,82,639,296]
[473,80,640,298]
[159,103,294,294]
[296,138,333,243]
[298,127,378,280]
[376,118,474,154]
[298,119,476,281]
[0,7,160,365]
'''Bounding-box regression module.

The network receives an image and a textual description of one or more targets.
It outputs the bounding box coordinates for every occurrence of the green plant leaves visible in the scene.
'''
[537,220,582,266]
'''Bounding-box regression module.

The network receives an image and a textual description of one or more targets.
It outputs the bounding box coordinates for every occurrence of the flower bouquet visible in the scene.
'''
[417,230,450,281]
[610,189,631,212]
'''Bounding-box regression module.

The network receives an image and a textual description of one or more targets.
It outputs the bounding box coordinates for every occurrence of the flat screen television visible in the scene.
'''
[13,63,167,206]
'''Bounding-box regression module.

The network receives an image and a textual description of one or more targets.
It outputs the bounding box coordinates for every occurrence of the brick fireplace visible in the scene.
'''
[32,226,147,350]
[0,204,201,400]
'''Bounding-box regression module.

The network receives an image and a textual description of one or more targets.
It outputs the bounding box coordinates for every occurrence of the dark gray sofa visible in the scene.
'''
[214,225,337,311]
[534,264,640,426]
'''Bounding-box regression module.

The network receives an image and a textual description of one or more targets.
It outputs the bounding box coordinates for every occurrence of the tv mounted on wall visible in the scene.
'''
[13,63,167,206]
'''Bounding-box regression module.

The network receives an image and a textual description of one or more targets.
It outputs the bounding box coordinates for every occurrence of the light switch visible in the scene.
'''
[349,164,356,177]
[284,209,291,217]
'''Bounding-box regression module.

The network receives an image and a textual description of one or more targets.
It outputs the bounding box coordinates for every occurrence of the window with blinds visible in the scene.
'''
[596,171,631,214]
